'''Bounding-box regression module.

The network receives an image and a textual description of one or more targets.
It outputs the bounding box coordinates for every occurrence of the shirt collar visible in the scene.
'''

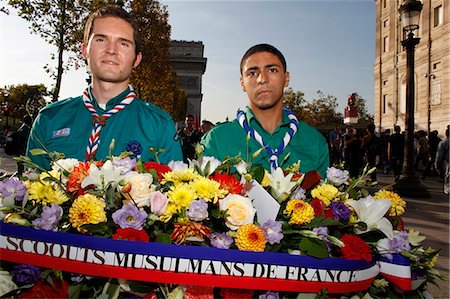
[245,106,291,133]
[90,87,131,111]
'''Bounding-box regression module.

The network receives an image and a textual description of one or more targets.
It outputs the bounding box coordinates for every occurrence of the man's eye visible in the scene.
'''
[248,72,256,77]
[95,37,105,42]
[121,42,130,47]
[269,68,278,73]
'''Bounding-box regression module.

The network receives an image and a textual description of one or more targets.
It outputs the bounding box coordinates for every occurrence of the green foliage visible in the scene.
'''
[0,84,48,120]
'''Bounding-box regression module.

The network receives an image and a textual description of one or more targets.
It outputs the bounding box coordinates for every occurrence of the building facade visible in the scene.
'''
[170,40,207,125]
[374,0,449,137]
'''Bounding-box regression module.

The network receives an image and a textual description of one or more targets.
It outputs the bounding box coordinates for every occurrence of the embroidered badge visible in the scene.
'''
[52,128,71,138]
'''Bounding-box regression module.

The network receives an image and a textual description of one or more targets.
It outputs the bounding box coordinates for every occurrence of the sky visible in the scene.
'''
[0,0,376,124]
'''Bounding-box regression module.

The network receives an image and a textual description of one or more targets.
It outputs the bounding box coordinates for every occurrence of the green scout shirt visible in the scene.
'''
[201,107,330,178]
[27,87,182,170]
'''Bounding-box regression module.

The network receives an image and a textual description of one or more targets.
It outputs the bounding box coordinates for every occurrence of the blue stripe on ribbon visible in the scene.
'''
[1,222,374,271]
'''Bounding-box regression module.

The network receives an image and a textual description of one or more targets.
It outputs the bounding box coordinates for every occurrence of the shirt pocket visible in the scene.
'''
[46,138,83,159]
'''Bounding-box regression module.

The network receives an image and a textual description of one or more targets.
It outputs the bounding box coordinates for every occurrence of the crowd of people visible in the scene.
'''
[328,124,449,194]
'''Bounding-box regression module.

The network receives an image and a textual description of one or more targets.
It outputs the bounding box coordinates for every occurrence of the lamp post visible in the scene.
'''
[394,0,429,198]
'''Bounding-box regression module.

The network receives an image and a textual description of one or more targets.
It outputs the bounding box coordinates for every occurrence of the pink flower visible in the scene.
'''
[150,191,168,216]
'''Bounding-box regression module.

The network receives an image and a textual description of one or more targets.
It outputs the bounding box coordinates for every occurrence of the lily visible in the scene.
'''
[347,195,394,239]
[266,167,297,202]
[81,160,123,191]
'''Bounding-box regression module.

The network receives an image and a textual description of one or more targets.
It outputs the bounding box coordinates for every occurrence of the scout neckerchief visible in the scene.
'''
[83,85,137,161]
[236,107,299,171]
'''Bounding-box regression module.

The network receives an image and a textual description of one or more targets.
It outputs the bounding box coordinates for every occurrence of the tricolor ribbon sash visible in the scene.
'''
[0,223,412,293]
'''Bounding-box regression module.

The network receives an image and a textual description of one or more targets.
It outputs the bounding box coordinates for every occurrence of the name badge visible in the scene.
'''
[52,128,71,138]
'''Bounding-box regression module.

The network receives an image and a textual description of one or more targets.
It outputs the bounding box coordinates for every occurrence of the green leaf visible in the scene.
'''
[29,148,48,156]
[299,237,329,258]
[250,164,265,183]
[155,233,172,244]
[68,284,82,299]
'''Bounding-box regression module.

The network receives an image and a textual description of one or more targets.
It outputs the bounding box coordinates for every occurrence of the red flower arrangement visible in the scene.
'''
[113,228,150,242]
[338,234,373,262]
[210,172,244,195]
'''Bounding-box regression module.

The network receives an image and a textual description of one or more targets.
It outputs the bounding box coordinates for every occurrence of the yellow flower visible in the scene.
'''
[284,199,315,225]
[69,194,107,231]
[373,278,389,288]
[26,180,69,206]
[166,183,197,212]
[261,170,270,187]
[310,183,339,206]
[190,177,226,203]
[235,224,266,252]
[374,190,406,216]
[162,169,200,185]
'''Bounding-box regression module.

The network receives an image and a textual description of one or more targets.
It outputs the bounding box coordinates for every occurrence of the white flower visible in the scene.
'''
[219,194,256,230]
[81,160,123,190]
[347,196,393,239]
[168,160,188,171]
[0,269,17,297]
[121,172,155,208]
[52,158,80,183]
[266,167,297,202]
[189,156,221,176]
[235,161,248,175]
[326,167,349,186]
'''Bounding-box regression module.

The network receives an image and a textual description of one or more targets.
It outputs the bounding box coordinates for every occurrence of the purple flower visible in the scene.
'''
[22,169,39,181]
[390,230,411,252]
[31,203,63,231]
[326,167,349,186]
[0,177,27,201]
[262,219,284,245]
[259,291,280,299]
[126,140,143,157]
[112,204,148,230]
[112,157,137,174]
[209,232,234,249]
[291,186,306,200]
[187,199,208,221]
[313,226,332,251]
[331,201,351,221]
[11,264,41,284]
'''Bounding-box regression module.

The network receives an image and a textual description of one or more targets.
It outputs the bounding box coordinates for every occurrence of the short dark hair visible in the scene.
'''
[240,44,287,75]
[84,5,142,55]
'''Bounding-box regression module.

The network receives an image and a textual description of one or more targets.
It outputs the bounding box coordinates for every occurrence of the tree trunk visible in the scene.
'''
[52,0,67,102]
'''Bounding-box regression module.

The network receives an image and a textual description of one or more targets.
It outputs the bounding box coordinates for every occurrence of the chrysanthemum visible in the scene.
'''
[162,168,200,185]
[284,199,315,225]
[69,194,107,231]
[26,182,69,206]
[190,176,226,203]
[310,183,339,206]
[235,224,266,252]
[166,183,197,212]
[374,190,406,216]
[67,162,91,195]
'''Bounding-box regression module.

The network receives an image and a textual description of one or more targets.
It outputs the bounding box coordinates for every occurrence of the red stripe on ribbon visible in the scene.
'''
[381,273,412,291]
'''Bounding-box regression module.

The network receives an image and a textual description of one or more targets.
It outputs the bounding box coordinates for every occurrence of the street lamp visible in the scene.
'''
[394,0,429,198]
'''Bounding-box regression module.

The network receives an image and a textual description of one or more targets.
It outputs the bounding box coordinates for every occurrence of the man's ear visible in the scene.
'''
[284,71,290,87]
[133,52,143,68]
[82,43,88,61]
[240,77,246,92]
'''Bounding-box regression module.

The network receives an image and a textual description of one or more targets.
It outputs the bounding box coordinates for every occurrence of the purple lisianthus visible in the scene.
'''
[290,186,306,200]
[112,157,137,174]
[390,230,411,252]
[209,232,234,249]
[313,226,332,251]
[331,201,351,221]
[31,203,63,231]
[0,177,27,201]
[11,264,41,284]
[259,291,280,299]
[112,204,147,230]
[326,167,349,186]
[262,219,284,245]
[125,140,143,158]
[187,199,208,222]
[22,169,39,181]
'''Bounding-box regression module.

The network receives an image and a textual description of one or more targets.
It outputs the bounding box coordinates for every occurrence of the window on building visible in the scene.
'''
[383,36,389,53]
[383,80,388,86]
[433,61,441,70]
[431,79,442,106]
[383,19,388,28]
[383,0,387,9]
[434,5,443,27]
[382,95,387,114]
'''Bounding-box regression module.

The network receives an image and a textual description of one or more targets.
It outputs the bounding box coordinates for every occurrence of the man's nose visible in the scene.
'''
[106,41,117,54]
[257,72,268,84]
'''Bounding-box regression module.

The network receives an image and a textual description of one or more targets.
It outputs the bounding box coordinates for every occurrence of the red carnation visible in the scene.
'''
[19,277,69,298]
[310,198,325,216]
[219,288,254,299]
[300,170,322,191]
[143,161,172,180]
[113,228,150,242]
[339,234,373,262]
[210,172,244,195]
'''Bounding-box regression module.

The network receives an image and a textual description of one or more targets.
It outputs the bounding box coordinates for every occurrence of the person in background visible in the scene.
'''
[201,120,215,136]
[427,130,441,176]
[435,126,449,195]
[27,5,182,170]
[344,128,362,178]
[175,114,201,162]
[361,123,380,185]
[380,129,391,174]
[201,43,329,177]
[329,126,341,165]
[389,125,405,182]
[16,115,33,175]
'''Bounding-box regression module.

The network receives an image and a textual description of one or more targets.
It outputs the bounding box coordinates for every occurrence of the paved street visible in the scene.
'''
[0,149,448,297]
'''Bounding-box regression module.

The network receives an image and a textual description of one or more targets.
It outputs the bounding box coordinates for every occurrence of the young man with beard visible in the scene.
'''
[201,44,329,177]
[27,5,182,169]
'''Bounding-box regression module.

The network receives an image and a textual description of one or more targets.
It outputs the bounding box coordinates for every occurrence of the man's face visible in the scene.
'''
[185,116,194,128]
[240,52,290,111]
[82,16,142,85]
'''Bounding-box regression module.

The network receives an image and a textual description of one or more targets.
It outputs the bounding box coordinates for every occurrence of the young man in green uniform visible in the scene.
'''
[27,5,182,170]
[201,44,329,178]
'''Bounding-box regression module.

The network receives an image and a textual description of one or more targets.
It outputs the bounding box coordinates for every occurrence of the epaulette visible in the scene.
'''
[39,96,81,113]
